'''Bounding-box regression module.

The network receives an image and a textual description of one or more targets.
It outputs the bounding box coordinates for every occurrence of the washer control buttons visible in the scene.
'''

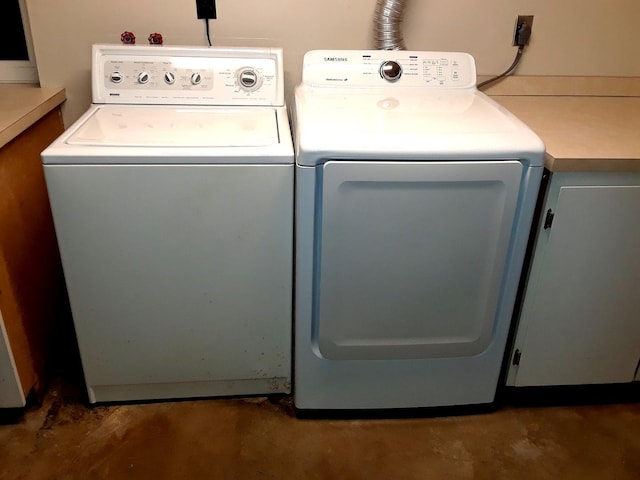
[380,60,403,82]
[191,72,202,85]
[138,72,150,84]
[240,70,257,88]
[236,68,263,92]
[164,72,176,85]
[110,71,124,84]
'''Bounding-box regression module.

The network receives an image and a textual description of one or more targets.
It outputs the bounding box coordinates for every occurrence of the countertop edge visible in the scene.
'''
[480,76,640,97]
[0,87,66,150]
[547,157,640,174]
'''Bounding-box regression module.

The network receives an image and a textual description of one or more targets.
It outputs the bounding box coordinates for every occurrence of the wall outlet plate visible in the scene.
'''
[513,15,534,46]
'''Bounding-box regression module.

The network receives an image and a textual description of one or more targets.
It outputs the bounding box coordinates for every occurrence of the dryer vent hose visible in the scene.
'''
[373,0,408,50]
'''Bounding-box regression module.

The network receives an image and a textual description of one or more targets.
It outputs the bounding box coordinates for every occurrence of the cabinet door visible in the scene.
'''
[0,311,25,407]
[511,175,640,386]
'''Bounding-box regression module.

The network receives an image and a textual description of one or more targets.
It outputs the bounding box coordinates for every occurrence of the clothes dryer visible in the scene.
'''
[292,50,544,410]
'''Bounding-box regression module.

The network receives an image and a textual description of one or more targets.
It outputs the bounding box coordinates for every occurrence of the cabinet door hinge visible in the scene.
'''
[512,349,522,366]
[543,209,554,229]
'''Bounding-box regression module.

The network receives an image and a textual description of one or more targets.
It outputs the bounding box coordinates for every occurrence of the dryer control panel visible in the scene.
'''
[91,44,285,106]
[302,50,477,89]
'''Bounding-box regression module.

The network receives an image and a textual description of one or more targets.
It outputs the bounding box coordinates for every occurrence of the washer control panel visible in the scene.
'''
[92,44,284,106]
[302,50,477,89]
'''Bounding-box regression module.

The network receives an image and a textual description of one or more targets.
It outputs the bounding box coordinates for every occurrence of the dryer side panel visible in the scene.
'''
[314,160,522,360]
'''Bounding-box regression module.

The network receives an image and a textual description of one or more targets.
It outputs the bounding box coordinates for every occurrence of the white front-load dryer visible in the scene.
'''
[42,45,293,403]
[292,50,545,410]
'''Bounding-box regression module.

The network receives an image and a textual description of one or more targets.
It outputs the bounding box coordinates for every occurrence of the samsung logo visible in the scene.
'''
[324,57,348,62]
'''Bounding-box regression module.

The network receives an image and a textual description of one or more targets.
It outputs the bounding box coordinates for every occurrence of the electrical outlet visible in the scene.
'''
[513,15,534,46]
[196,0,217,19]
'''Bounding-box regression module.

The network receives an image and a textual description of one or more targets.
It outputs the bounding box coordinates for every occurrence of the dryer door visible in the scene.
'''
[314,160,522,360]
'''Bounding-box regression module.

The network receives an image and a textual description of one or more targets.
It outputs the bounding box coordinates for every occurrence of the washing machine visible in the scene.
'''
[42,44,293,403]
[292,50,545,410]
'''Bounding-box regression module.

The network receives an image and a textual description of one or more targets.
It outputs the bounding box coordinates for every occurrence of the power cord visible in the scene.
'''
[205,18,212,46]
[477,21,532,90]
[477,47,524,89]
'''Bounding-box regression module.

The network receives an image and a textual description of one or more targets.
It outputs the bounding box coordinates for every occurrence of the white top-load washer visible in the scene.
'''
[293,50,545,410]
[42,44,293,403]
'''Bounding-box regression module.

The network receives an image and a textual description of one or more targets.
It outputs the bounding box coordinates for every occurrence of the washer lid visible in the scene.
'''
[66,106,280,147]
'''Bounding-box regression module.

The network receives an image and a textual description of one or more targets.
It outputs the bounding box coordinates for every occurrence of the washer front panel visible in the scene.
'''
[44,164,293,401]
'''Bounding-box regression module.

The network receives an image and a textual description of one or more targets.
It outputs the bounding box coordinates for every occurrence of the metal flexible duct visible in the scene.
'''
[373,0,408,50]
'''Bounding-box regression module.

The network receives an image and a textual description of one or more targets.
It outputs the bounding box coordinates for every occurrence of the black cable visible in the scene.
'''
[477,46,524,90]
[205,18,212,46]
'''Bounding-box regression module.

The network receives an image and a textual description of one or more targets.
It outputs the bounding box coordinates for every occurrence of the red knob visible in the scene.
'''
[120,31,136,45]
[148,33,163,45]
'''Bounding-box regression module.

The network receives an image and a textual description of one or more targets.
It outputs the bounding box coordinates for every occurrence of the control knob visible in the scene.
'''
[110,72,124,84]
[236,68,262,91]
[379,60,403,82]
[164,72,176,85]
[191,73,202,85]
[138,72,150,84]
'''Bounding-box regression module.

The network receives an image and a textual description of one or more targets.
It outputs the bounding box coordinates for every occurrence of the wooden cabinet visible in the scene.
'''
[506,172,640,387]
[0,107,65,407]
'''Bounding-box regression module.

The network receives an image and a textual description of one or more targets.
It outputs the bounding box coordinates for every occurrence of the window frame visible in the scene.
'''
[0,0,38,84]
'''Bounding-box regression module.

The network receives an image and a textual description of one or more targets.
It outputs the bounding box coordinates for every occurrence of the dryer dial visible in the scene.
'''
[380,60,403,82]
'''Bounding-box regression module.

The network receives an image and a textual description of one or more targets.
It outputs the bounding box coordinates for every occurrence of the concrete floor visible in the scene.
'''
[1,376,639,480]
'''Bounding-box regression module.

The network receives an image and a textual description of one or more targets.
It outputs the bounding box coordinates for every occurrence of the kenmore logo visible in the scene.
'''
[109,93,120,96]
[324,57,348,62]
